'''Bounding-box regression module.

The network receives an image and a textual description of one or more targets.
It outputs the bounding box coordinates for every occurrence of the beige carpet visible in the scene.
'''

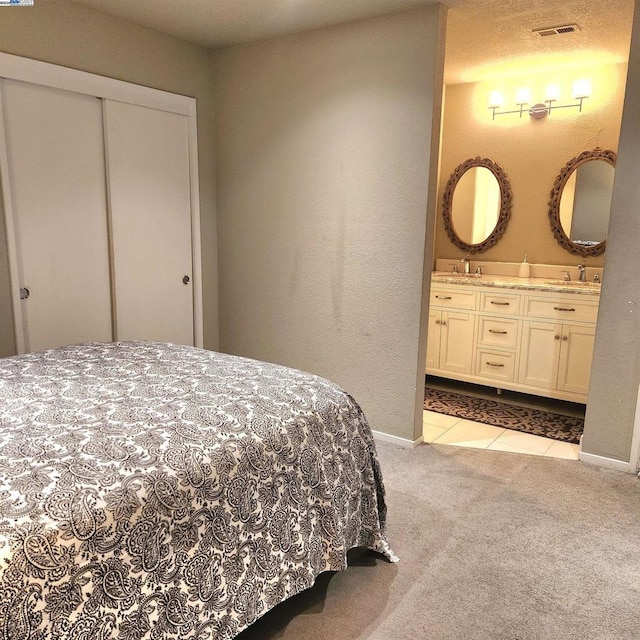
[238,441,640,640]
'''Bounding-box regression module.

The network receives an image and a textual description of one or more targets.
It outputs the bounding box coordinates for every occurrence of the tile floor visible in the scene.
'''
[423,410,580,460]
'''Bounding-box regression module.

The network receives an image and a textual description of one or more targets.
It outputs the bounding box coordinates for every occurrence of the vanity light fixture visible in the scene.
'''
[489,79,591,120]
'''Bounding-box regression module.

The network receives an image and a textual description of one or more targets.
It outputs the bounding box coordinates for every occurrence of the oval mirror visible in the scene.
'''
[442,157,512,254]
[548,148,616,257]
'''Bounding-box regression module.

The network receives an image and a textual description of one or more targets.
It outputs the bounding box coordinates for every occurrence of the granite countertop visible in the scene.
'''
[431,272,601,296]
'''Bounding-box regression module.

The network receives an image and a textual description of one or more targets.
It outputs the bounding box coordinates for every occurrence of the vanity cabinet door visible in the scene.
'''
[438,311,475,375]
[519,321,595,397]
[557,324,596,395]
[518,321,562,389]
[426,309,475,375]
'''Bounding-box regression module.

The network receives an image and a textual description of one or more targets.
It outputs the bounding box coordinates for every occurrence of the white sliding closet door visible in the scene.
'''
[1,80,112,353]
[104,100,194,346]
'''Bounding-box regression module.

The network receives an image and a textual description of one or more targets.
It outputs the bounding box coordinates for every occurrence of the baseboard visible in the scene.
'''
[372,430,423,449]
[578,450,630,473]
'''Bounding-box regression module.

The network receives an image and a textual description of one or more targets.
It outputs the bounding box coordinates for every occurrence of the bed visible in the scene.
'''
[0,341,396,640]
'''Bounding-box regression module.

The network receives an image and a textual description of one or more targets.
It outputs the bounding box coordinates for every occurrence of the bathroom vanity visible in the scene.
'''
[427,271,601,403]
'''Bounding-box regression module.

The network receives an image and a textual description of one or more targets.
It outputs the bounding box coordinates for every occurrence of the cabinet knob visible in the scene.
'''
[562,335,568,341]
[554,335,560,340]
[441,321,446,326]
[435,319,440,325]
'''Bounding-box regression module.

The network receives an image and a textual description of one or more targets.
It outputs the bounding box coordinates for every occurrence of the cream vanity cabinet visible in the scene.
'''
[427,278,600,403]
[518,294,598,397]
[426,287,475,375]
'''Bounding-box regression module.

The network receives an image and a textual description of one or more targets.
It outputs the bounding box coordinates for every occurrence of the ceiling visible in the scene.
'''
[73,0,635,84]
[72,0,458,49]
[445,0,635,83]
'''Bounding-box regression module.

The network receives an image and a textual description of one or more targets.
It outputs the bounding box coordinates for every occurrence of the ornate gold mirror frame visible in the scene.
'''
[442,157,513,254]
[547,148,616,258]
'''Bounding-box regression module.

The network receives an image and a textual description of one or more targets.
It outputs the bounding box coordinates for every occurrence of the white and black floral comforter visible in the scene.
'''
[0,341,396,640]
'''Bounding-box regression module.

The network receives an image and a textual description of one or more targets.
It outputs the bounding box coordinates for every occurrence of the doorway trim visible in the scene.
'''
[627,386,640,474]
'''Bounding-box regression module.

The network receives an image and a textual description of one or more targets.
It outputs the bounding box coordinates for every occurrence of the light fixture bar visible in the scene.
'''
[489,89,589,120]
[489,104,529,120]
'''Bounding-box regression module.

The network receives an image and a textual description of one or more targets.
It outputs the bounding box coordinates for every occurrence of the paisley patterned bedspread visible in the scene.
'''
[0,342,396,640]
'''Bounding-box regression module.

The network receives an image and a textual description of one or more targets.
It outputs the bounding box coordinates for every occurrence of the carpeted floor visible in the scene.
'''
[237,441,640,640]
[424,386,584,444]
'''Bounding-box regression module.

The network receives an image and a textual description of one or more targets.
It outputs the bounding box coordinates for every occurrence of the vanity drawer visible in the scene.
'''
[430,287,477,310]
[477,316,518,350]
[523,295,599,323]
[479,291,520,315]
[476,349,516,382]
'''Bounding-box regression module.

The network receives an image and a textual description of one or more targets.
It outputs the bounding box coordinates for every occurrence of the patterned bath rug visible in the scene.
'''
[424,387,583,444]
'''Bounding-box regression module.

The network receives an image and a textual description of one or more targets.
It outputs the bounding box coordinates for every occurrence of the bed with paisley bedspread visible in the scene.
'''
[0,341,396,640]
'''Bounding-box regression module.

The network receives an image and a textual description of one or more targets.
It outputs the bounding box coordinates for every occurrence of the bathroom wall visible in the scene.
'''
[0,0,219,355]
[435,63,628,269]
[583,3,640,464]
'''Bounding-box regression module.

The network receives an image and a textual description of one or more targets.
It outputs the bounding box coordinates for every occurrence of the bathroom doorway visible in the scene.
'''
[422,0,632,458]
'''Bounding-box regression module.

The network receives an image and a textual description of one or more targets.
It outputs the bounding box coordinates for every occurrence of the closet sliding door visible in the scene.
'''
[104,100,194,345]
[0,53,203,354]
[0,80,112,353]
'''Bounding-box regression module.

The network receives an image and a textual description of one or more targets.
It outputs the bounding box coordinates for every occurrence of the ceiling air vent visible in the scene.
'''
[533,24,580,37]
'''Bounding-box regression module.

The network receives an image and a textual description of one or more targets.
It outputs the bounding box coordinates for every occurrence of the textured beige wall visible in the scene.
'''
[212,6,444,440]
[435,63,628,268]
[583,5,640,463]
[0,0,219,355]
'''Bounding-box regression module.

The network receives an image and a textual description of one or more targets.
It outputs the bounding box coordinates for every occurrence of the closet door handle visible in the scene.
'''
[19,287,30,300]
[182,275,190,285]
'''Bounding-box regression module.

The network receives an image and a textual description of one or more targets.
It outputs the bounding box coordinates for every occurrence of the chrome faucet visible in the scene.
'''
[577,264,586,283]
[461,257,471,275]
[448,263,459,274]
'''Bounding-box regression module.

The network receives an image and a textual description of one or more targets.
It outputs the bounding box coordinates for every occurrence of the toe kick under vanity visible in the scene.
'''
[426,262,602,404]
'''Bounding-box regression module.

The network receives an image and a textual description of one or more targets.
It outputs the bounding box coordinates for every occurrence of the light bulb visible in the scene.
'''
[516,87,531,105]
[545,84,560,102]
[488,90,504,108]
[573,78,591,99]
